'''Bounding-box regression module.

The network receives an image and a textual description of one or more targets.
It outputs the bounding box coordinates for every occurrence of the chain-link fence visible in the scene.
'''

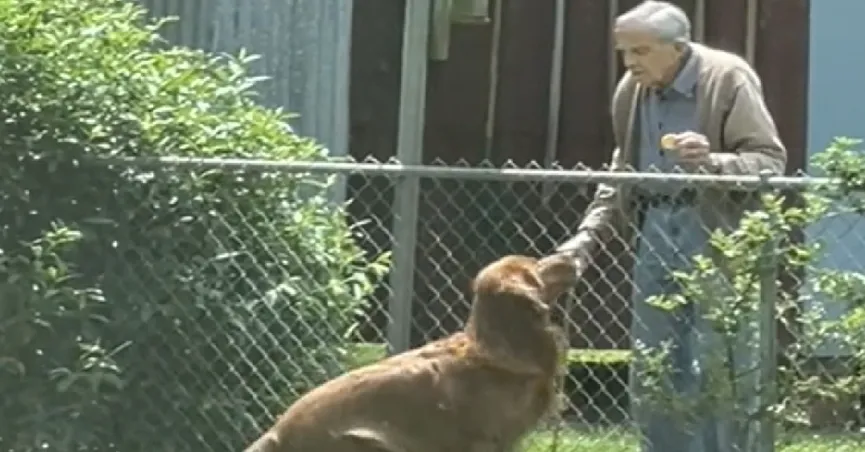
[3,156,864,451]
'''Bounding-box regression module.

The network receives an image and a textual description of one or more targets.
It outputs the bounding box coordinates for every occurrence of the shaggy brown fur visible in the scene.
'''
[243,253,578,452]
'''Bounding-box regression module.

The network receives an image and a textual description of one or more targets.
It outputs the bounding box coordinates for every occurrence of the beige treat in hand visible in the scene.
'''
[660,134,678,150]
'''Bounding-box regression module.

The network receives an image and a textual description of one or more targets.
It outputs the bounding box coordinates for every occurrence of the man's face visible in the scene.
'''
[614,29,682,87]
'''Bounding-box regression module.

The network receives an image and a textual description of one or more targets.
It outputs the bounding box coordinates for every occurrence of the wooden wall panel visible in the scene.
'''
[423,23,494,163]
[490,0,555,165]
[755,0,809,173]
[413,3,498,345]
[346,0,811,348]
[348,0,405,343]
[555,0,623,349]
[705,0,749,55]
[349,0,403,163]
[557,0,613,169]
[754,0,810,349]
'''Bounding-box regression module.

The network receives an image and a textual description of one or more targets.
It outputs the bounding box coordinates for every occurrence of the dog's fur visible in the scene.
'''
[243,254,578,452]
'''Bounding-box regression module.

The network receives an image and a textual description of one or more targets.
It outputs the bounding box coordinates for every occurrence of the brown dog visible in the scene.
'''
[243,253,578,452]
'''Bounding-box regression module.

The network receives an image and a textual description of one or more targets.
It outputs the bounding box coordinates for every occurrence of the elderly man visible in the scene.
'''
[556,1,785,452]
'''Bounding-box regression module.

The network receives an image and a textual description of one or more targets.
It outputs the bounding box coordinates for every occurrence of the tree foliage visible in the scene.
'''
[0,0,389,450]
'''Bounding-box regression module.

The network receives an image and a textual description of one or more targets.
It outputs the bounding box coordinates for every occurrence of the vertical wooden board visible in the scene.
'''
[412,2,498,344]
[347,0,404,342]
[557,0,613,169]
[704,0,747,54]
[754,0,809,349]
[548,0,646,349]
[423,19,494,163]
[348,0,403,162]
[548,0,621,349]
[347,0,405,343]
[755,0,809,173]
[490,0,555,165]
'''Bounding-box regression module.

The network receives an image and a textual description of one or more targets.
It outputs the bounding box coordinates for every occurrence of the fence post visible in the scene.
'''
[755,171,780,452]
[387,0,431,354]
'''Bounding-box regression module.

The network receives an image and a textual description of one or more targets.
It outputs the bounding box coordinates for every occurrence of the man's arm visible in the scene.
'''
[555,75,635,262]
[712,69,787,175]
[554,147,625,260]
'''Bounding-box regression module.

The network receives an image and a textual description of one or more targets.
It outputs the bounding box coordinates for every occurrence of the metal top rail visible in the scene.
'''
[93,155,834,189]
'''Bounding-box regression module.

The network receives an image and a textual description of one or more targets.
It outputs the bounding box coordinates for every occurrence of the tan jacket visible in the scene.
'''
[557,43,787,257]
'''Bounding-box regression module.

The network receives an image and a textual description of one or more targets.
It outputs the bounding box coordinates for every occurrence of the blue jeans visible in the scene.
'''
[629,258,763,452]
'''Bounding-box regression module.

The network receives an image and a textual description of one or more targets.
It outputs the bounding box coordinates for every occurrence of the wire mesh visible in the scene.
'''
[3,156,864,451]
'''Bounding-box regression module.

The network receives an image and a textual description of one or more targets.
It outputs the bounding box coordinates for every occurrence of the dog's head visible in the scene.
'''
[466,254,578,363]
[471,254,577,310]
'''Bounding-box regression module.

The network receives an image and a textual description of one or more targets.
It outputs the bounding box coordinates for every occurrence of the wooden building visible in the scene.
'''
[348,0,810,348]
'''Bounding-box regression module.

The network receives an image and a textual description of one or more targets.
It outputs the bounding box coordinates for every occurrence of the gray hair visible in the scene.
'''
[615,1,691,44]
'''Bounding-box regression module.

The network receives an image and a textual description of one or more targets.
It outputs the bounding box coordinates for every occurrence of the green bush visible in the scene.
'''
[0,0,389,450]
[640,137,865,431]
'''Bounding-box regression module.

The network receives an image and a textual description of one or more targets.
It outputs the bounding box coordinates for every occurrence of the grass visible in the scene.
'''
[522,428,864,452]
[345,343,862,450]
[343,342,632,369]
[344,343,864,450]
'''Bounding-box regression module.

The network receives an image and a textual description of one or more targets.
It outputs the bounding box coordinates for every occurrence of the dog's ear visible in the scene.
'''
[467,256,553,364]
[471,254,578,310]
[470,255,548,318]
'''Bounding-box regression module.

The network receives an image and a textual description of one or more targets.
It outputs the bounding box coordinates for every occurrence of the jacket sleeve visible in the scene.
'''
[712,68,787,175]
[555,77,633,258]
[554,148,627,258]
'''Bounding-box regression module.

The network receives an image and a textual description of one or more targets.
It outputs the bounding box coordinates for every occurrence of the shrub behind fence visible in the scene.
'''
[5,156,864,451]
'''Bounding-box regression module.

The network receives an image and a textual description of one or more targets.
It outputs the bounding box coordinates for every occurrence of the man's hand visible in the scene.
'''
[553,232,593,279]
[662,131,716,172]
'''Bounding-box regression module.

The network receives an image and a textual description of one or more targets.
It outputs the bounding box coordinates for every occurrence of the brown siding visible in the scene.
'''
[756,0,810,173]
[755,0,811,347]
[705,0,749,54]
[491,0,554,166]
[348,0,810,348]
[347,0,404,343]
